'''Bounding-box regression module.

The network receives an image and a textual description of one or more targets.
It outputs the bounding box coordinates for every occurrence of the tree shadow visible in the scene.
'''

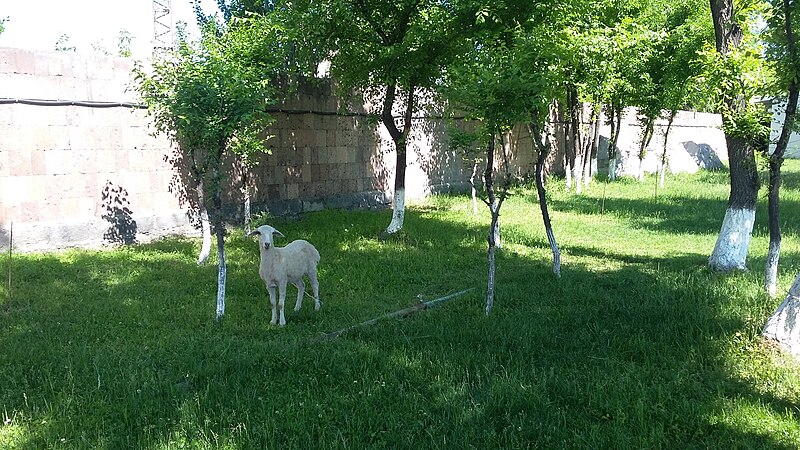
[682,140,725,170]
[101,181,138,245]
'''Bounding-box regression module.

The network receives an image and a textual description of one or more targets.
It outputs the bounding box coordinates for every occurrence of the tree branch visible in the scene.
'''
[352,0,392,45]
[381,83,402,142]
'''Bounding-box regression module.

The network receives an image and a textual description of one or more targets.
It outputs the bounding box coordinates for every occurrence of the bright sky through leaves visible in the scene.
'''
[0,0,218,58]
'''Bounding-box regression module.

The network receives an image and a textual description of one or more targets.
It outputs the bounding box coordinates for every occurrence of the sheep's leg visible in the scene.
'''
[294,279,305,312]
[278,280,288,326]
[309,270,320,311]
[267,284,278,325]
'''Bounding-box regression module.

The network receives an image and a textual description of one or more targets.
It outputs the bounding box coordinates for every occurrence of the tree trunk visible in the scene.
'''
[530,118,561,278]
[707,0,759,272]
[607,105,623,181]
[383,83,415,235]
[710,0,742,55]
[243,189,251,233]
[637,118,654,182]
[215,221,227,322]
[763,272,800,357]
[484,133,504,316]
[659,109,677,190]
[486,210,498,316]
[586,103,603,185]
[582,104,599,190]
[708,137,759,272]
[471,159,479,216]
[765,0,799,296]
[196,180,212,265]
[766,115,792,294]
[536,139,561,278]
[241,164,252,234]
[566,88,579,191]
[213,166,227,322]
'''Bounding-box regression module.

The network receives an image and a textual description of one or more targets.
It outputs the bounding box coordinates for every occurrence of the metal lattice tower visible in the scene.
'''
[152,0,174,51]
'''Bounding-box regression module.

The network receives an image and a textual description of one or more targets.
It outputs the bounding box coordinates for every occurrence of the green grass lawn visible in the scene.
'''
[2,162,800,449]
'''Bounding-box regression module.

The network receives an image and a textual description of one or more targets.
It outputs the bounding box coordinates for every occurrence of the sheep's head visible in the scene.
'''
[248,224,285,250]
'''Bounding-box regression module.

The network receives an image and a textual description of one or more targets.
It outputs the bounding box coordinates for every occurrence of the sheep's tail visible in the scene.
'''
[311,246,320,265]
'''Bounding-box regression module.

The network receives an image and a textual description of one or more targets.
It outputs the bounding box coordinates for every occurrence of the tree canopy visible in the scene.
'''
[134,17,282,320]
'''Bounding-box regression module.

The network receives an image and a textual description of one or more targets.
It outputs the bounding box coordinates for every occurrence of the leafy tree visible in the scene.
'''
[295,0,459,235]
[762,0,800,301]
[134,19,276,321]
[445,1,563,314]
[704,0,770,272]
[446,125,483,215]
[629,0,713,183]
[444,52,517,314]
[199,0,275,22]
[653,0,714,188]
[0,17,7,35]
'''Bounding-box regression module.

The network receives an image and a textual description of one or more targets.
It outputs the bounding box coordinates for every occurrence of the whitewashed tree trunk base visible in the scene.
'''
[486,237,497,316]
[638,158,644,182]
[763,272,800,358]
[766,241,781,297]
[708,207,755,272]
[608,159,617,181]
[494,217,501,250]
[216,243,226,322]
[471,161,479,216]
[385,188,405,234]
[565,167,573,191]
[197,209,211,265]
[243,189,252,234]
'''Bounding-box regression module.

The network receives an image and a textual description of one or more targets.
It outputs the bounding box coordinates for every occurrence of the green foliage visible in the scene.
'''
[763,0,800,98]
[54,34,76,52]
[4,162,800,448]
[133,19,276,178]
[210,0,275,22]
[444,1,563,138]
[446,121,483,160]
[723,105,772,141]
[698,43,771,105]
[694,35,773,141]
[117,30,133,58]
[230,122,273,169]
[0,16,6,35]
[296,0,460,98]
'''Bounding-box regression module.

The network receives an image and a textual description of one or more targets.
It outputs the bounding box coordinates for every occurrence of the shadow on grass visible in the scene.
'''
[0,206,798,448]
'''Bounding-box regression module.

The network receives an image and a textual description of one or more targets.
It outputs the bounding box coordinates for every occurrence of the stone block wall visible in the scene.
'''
[0,48,473,252]
[603,108,729,177]
[0,46,732,252]
[0,48,193,252]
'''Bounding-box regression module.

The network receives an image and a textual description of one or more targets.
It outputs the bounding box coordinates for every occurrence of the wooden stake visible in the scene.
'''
[7,222,12,302]
[315,288,474,341]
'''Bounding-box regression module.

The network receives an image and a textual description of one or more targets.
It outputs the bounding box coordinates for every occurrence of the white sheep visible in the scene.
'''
[248,224,320,326]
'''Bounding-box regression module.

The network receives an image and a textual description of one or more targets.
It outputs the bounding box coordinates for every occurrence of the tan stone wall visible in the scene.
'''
[0,48,193,251]
[0,48,473,251]
[0,46,729,252]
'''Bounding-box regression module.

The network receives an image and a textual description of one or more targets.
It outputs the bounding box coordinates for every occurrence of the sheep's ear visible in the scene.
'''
[247,229,261,237]
[273,229,285,238]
